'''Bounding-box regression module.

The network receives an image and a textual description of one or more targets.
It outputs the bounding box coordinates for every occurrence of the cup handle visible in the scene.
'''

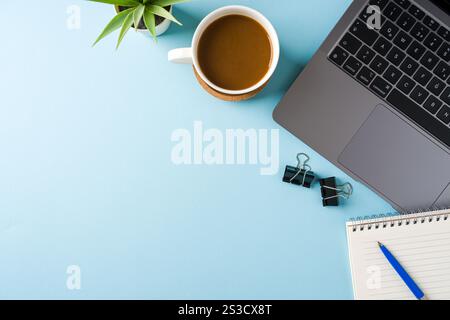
[168,48,193,64]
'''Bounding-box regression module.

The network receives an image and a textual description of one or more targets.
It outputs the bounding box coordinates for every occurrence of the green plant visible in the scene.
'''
[90,0,189,49]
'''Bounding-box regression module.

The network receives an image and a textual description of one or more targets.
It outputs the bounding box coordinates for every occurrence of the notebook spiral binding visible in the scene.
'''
[349,206,450,233]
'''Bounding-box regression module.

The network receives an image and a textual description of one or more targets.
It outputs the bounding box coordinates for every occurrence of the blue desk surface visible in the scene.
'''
[0,0,394,299]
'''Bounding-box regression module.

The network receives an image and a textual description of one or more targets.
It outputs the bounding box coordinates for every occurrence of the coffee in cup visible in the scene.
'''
[168,6,280,97]
[197,14,272,91]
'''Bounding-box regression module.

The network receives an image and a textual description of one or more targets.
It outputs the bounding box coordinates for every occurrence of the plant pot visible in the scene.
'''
[115,5,172,37]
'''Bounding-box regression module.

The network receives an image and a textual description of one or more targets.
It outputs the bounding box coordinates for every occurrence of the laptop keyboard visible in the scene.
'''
[328,0,450,148]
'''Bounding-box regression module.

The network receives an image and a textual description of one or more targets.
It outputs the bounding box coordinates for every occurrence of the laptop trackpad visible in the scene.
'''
[338,105,450,210]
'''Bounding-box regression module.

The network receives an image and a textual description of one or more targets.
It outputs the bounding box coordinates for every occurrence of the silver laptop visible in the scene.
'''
[273,0,450,211]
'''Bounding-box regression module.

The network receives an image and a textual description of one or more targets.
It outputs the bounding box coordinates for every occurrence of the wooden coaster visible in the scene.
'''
[193,68,267,102]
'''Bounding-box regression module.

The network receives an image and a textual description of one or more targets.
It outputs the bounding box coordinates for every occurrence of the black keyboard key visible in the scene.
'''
[437,105,450,124]
[374,37,393,56]
[387,46,406,66]
[420,51,440,70]
[393,0,410,9]
[413,66,432,86]
[397,12,416,32]
[359,5,372,22]
[370,55,390,74]
[427,76,446,95]
[410,85,429,104]
[437,26,450,41]
[384,65,403,84]
[437,42,450,62]
[370,76,393,97]
[394,31,413,50]
[397,75,416,94]
[434,61,450,81]
[423,96,443,114]
[356,45,376,64]
[410,22,430,41]
[386,89,450,147]
[408,4,425,20]
[407,41,426,60]
[400,57,419,76]
[340,33,362,54]
[423,33,443,52]
[380,20,399,40]
[370,0,389,10]
[383,2,402,22]
[350,19,379,46]
[423,16,439,31]
[357,66,376,85]
[329,46,349,66]
[441,87,450,105]
[343,56,363,75]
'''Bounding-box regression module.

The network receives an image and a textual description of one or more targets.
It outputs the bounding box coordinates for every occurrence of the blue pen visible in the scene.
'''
[378,242,427,300]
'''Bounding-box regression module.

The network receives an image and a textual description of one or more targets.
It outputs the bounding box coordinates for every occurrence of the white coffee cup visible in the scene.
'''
[168,6,280,96]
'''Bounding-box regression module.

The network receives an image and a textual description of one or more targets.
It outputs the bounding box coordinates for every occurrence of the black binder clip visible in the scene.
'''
[319,177,353,207]
[283,153,315,188]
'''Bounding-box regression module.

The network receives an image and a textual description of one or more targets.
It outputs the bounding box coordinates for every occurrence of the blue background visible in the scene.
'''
[0,0,394,299]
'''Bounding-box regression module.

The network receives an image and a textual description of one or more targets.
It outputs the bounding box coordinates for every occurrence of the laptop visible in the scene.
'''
[274,0,450,211]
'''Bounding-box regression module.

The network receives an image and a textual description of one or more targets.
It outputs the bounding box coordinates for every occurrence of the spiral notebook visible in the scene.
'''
[346,208,450,300]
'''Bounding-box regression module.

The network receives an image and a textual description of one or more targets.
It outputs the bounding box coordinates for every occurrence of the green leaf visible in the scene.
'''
[152,0,190,6]
[133,4,145,30]
[89,0,140,6]
[93,7,135,46]
[116,10,135,49]
[145,4,182,25]
[143,8,157,41]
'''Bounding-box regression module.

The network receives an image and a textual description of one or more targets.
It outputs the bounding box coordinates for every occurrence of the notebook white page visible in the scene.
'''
[346,209,450,300]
